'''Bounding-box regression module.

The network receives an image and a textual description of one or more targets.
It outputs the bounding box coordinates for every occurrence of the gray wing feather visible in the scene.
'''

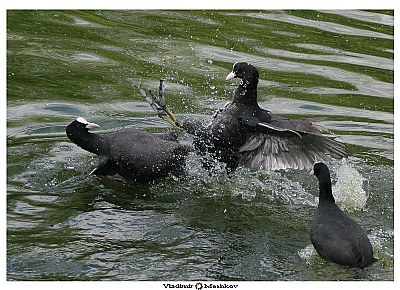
[258,122,302,138]
[239,131,347,171]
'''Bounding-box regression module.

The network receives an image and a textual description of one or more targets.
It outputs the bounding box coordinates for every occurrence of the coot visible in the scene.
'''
[310,162,376,268]
[66,117,191,183]
[178,62,347,171]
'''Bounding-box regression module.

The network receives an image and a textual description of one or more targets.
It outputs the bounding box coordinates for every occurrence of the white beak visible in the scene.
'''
[76,117,100,129]
[86,122,100,129]
[309,169,314,176]
[226,71,235,80]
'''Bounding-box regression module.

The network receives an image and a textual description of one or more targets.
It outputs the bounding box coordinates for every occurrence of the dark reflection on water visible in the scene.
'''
[7,10,393,281]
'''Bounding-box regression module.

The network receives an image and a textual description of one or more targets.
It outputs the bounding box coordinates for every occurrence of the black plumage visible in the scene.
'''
[66,117,191,183]
[310,162,376,268]
[181,62,347,172]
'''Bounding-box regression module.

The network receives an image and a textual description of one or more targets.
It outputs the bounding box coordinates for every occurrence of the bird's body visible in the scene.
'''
[310,162,376,268]
[209,99,270,169]
[181,62,347,171]
[66,117,191,183]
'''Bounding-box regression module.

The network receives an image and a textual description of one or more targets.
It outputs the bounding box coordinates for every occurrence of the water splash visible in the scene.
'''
[368,228,394,264]
[297,245,317,265]
[332,159,367,212]
[179,152,316,206]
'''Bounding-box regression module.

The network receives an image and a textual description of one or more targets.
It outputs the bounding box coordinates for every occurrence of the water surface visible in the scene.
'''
[7,10,393,281]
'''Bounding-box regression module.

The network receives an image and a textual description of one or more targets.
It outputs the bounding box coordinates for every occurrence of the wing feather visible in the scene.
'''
[239,129,347,171]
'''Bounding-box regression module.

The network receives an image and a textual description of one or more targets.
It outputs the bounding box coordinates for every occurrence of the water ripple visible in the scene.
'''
[319,10,394,26]
[258,98,393,123]
[7,10,393,281]
[234,12,393,39]
[255,44,393,70]
[196,44,393,99]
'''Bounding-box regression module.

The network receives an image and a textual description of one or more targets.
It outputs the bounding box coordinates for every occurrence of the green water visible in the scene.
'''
[7,10,393,281]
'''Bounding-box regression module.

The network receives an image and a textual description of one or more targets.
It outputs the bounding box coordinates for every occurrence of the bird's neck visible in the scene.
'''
[67,127,105,155]
[318,179,335,203]
[234,79,258,106]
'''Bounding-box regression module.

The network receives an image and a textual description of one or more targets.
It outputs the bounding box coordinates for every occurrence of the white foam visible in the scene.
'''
[297,244,317,265]
[332,159,368,211]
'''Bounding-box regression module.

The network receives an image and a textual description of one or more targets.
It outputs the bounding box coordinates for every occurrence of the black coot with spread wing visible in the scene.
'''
[181,62,347,171]
[66,117,191,183]
[310,162,376,268]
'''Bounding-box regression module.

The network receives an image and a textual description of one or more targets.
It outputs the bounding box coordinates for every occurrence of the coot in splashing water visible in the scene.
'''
[310,162,376,268]
[66,117,191,183]
[148,62,347,172]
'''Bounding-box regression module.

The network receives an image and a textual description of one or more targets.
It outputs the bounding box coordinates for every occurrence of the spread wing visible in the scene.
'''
[238,126,347,171]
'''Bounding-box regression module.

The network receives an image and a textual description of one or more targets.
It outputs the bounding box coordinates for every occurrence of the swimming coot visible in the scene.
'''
[310,162,376,268]
[178,62,347,171]
[66,117,191,183]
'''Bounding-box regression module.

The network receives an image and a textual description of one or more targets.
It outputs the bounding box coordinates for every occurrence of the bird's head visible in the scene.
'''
[226,62,259,84]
